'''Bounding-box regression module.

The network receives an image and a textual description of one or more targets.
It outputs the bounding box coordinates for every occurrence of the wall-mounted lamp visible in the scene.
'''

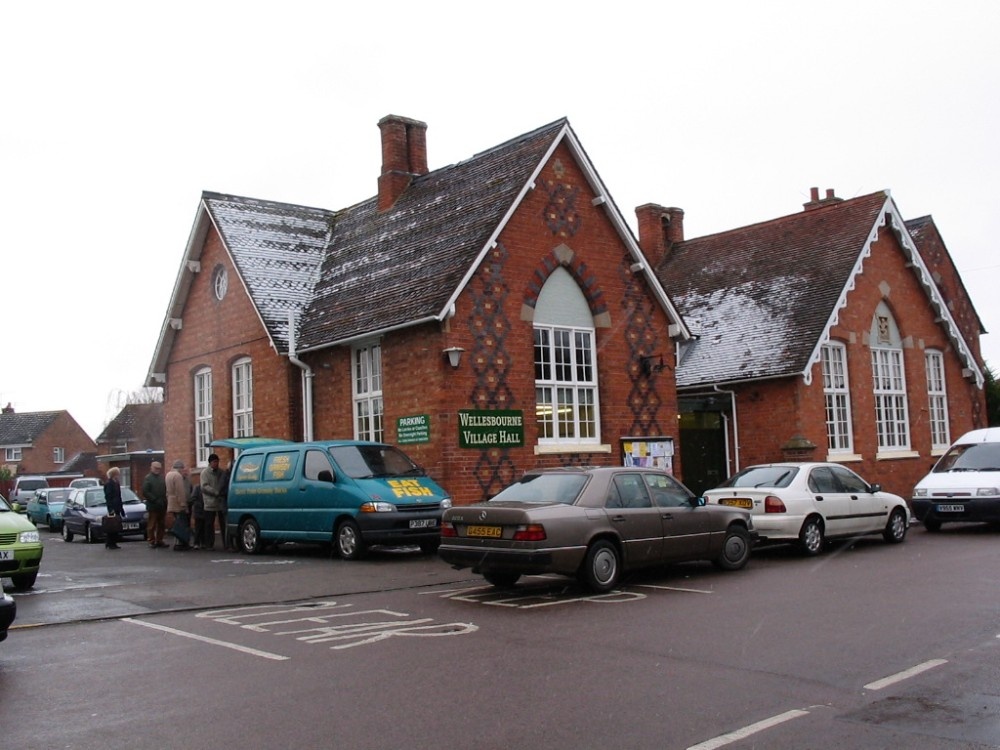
[443,346,465,369]
[640,354,668,377]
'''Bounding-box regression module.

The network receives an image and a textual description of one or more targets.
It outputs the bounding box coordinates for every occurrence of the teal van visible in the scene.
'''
[225,440,452,559]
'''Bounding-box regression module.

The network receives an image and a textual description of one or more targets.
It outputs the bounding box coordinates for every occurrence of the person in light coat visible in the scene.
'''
[166,459,192,551]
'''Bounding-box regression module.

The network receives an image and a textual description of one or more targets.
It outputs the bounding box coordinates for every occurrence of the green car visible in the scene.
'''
[0,495,43,590]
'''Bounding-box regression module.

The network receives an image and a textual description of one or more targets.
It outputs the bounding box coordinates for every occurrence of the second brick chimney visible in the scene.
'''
[377,115,429,211]
[802,187,843,211]
[635,203,685,265]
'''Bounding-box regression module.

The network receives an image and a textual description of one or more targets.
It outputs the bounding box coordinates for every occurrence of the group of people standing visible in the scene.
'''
[139,454,234,552]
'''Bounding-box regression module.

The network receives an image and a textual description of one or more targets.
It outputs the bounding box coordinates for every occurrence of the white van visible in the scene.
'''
[911,427,1000,532]
[10,476,49,512]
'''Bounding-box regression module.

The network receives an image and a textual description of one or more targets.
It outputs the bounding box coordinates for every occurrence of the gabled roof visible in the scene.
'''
[0,410,61,446]
[97,403,163,450]
[657,191,983,390]
[147,118,688,382]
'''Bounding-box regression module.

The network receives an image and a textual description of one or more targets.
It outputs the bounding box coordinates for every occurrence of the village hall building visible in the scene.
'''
[147,116,986,503]
[146,116,690,504]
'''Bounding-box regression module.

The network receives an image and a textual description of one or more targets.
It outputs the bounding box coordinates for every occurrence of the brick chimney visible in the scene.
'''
[803,187,843,211]
[635,204,685,264]
[377,115,429,211]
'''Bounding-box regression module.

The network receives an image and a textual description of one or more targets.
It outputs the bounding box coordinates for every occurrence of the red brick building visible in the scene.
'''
[147,116,689,502]
[0,404,97,492]
[648,188,986,497]
[95,402,164,493]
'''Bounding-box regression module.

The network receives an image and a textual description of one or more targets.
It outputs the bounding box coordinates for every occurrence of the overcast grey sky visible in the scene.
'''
[3,1,998,439]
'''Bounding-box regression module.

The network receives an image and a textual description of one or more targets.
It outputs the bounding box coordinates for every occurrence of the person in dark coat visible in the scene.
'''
[103,467,125,550]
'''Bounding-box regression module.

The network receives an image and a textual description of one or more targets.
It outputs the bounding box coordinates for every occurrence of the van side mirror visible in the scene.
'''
[317,470,334,484]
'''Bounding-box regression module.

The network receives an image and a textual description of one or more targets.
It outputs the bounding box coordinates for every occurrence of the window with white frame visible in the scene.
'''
[353,343,383,441]
[925,350,950,450]
[533,267,600,446]
[53,447,65,464]
[6,447,22,462]
[869,305,910,451]
[194,367,214,465]
[821,342,853,453]
[232,358,254,438]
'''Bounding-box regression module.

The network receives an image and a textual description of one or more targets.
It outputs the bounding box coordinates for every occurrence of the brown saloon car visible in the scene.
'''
[439,466,757,592]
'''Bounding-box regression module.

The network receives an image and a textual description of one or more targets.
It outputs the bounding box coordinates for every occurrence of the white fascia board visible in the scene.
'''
[801,193,984,388]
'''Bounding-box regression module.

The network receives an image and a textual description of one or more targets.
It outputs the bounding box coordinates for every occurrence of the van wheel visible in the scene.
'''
[336,520,366,560]
[239,518,263,554]
[924,518,942,533]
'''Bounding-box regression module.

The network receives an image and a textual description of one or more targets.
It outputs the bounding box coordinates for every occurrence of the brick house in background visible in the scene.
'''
[646,188,986,497]
[96,402,164,493]
[146,116,689,502]
[0,404,98,492]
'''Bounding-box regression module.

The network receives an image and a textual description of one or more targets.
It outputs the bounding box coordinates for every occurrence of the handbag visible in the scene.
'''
[102,513,123,534]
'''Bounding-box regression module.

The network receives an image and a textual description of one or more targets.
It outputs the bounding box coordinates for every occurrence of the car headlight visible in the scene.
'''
[440,498,452,510]
[977,488,1000,497]
[913,488,927,497]
[360,501,397,513]
[19,531,41,544]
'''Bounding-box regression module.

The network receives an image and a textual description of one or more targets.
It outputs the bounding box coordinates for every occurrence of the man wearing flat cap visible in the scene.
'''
[200,453,224,550]
[141,460,168,548]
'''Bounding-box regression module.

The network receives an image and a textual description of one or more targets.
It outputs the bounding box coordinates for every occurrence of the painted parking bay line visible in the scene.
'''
[863,659,948,690]
[687,709,810,750]
[122,617,290,661]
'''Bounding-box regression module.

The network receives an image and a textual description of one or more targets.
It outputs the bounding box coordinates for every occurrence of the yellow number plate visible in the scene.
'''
[720,498,753,509]
[466,525,502,538]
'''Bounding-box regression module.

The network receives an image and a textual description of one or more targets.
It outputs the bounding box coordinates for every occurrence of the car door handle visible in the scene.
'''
[815,496,824,501]
[611,515,626,523]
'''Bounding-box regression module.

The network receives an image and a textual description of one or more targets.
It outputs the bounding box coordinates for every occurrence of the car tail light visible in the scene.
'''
[512,524,546,541]
[764,495,787,513]
[440,521,457,538]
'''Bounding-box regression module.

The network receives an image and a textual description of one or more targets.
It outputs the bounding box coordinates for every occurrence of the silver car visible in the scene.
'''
[439,466,756,592]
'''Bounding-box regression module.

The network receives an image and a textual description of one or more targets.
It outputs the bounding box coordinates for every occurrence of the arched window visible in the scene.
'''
[821,342,853,453]
[869,304,910,451]
[232,358,254,438]
[194,367,214,466]
[534,267,600,446]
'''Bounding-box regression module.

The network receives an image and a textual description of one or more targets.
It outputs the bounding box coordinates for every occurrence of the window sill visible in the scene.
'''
[875,450,920,461]
[534,443,612,455]
[825,453,862,463]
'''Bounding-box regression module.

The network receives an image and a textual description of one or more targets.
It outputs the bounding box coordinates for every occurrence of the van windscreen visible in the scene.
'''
[328,445,421,479]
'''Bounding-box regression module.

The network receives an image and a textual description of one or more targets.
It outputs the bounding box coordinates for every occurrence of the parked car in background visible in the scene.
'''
[0,593,15,642]
[703,462,910,555]
[439,466,756,592]
[61,486,147,544]
[912,427,1000,532]
[0,495,43,590]
[26,488,73,531]
[68,477,101,489]
[9,475,48,512]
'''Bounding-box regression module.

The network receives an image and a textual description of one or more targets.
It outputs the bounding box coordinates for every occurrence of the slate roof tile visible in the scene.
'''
[0,411,61,445]
[657,191,889,388]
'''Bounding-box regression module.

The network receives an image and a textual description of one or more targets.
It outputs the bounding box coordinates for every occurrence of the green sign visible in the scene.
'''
[458,410,524,448]
[397,414,430,444]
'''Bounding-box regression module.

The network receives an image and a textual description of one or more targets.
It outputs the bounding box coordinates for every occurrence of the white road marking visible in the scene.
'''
[122,617,290,660]
[635,584,714,594]
[687,709,810,750]
[863,659,948,690]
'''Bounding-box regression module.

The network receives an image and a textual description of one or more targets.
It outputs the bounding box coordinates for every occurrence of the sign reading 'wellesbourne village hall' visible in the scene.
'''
[458,410,525,449]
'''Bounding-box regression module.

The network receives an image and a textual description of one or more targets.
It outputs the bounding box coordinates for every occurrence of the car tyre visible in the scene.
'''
[798,516,824,556]
[85,523,97,544]
[713,525,752,570]
[336,520,366,560]
[483,571,520,587]
[580,539,620,593]
[418,539,440,554]
[11,572,37,591]
[923,517,942,533]
[883,508,908,544]
[239,518,263,554]
[46,515,55,532]
[62,524,74,542]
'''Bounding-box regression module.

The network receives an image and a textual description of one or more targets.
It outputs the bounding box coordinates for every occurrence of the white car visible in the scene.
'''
[703,462,910,555]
